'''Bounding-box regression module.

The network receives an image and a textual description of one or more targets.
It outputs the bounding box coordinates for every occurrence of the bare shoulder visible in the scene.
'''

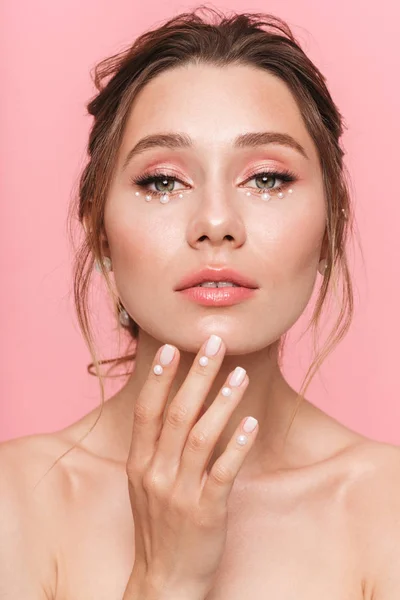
[339,437,400,507]
[346,437,400,491]
[0,431,73,489]
[0,422,128,599]
[0,427,114,598]
[340,438,400,598]
[0,432,74,598]
[0,424,119,507]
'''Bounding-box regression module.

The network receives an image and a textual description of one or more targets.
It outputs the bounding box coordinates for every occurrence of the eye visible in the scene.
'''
[241,169,297,194]
[130,167,297,200]
[130,171,187,199]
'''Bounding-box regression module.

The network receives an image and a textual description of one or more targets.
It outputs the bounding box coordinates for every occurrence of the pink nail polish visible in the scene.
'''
[243,416,258,433]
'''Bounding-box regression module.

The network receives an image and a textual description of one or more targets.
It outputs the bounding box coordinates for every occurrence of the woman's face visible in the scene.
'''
[104,63,326,354]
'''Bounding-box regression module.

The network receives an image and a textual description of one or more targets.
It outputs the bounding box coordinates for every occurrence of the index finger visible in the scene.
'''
[127,343,180,472]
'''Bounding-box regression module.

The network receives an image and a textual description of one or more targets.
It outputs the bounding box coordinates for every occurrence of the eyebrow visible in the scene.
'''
[121,131,309,171]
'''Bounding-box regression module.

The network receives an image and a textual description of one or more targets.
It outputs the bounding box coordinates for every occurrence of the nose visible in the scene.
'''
[186,190,247,251]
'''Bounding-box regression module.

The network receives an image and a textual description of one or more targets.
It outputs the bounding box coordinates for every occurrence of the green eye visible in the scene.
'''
[131,168,297,200]
[254,174,277,189]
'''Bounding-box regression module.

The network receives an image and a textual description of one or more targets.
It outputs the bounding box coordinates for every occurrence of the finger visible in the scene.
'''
[201,415,259,506]
[177,367,249,491]
[153,334,225,468]
[127,343,180,472]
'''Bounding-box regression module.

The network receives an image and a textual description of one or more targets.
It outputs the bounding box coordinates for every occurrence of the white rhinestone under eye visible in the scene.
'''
[243,188,292,200]
[136,187,294,203]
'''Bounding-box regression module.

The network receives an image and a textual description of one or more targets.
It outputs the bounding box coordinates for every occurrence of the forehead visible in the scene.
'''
[119,63,317,163]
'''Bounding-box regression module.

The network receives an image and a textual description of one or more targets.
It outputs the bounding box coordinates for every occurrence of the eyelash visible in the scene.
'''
[130,167,297,200]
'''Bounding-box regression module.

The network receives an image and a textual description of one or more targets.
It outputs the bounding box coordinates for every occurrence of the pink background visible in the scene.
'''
[1,1,399,444]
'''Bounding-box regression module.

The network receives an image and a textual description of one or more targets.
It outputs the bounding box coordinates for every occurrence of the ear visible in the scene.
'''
[319,227,329,263]
[100,236,110,258]
[82,218,110,256]
[82,218,89,235]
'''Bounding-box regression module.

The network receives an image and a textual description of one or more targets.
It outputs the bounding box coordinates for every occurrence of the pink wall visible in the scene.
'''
[1,1,399,444]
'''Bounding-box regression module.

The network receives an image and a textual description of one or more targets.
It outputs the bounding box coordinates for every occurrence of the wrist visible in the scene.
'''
[123,567,206,600]
[144,577,206,600]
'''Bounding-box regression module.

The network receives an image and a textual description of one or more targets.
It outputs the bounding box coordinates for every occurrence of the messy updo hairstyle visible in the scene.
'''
[35,5,359,487]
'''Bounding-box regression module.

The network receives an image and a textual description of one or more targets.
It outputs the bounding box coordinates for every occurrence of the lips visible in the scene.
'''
[175,266,259,291]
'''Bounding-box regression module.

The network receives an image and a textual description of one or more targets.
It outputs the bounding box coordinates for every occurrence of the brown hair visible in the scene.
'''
[35,5,360,488]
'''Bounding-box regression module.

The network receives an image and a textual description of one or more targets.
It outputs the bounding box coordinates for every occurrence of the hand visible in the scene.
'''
[125,334,259,596]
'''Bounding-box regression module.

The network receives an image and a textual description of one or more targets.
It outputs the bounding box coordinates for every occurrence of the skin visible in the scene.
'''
[101,62,329,478]
[2,63,400,599]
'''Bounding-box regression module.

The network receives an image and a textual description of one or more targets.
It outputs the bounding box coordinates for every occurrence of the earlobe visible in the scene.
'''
[99,231,110,255]
[82,216,92,235]
[318,230,329,275]
[83,220,109,258]
[318,258,328,275]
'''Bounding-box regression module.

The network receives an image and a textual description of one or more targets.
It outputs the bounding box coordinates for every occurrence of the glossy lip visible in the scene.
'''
[180,286,256,307]
[174,266,259,291]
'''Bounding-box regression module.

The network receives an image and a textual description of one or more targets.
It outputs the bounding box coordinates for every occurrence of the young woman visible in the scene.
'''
[2,6,400,600]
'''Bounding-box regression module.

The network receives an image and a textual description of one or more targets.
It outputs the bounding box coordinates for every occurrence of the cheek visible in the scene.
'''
[106,193,169,266]
[105,208,182,305]
[247,205,325,335]
[282,218,324,273]
[111,225,162,267]
[252,200,326,288]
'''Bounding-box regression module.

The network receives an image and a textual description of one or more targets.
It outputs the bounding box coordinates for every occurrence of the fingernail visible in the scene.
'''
[243,416,258,433]
[159,344,175,365]
[229,366,246,387]
[205,334,222,357]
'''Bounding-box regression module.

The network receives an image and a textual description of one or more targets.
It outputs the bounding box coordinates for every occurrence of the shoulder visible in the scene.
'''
[0,430,72,488]
[0,424,125,599]
[344,440,400,598]
[347,438,400,507]
[0,432,73,598]
[0,425,113,510]
[343,438,400,518]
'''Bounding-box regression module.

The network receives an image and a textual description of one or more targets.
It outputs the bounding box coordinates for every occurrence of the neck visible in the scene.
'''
[110,329,303,481]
